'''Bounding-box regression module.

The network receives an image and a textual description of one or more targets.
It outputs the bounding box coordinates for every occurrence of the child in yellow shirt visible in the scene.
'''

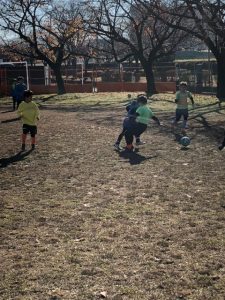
[17,90,40,151]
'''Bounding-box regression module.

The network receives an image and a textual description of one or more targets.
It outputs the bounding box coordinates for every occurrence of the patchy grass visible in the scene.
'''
[0,92,225,300]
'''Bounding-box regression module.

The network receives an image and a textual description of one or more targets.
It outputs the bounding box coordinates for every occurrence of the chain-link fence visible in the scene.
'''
[0,61,217,95]
[175,60,217,94]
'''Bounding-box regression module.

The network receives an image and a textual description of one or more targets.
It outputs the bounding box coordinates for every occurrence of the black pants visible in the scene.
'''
[125,123,147,145]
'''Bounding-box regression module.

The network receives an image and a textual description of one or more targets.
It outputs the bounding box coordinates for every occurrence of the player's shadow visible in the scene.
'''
[0,150,33,169]
[118,148,157,165]
[1,117,20,123]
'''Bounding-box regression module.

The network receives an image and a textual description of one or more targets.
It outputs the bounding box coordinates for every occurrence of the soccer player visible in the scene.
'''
[124,95,160,151]
[17,90,40,151]
[13,76,27,109]
[172,81,194,130]
[114,95,145,150]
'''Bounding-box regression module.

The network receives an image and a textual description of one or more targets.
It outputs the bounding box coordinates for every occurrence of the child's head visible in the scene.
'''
[17,76,24,83]
[137,95,147,105]
[24,90,33,102]
[179,81,187,91]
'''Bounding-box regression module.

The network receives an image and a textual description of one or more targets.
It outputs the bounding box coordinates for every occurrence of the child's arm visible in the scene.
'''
[188,92,195,107]
[175,91,179,103]
[190,96,195,108]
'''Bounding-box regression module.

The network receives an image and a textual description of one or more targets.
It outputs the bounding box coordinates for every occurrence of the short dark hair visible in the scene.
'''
[24,90,33,98]
[17,76,24,81]
[137,95,147,104]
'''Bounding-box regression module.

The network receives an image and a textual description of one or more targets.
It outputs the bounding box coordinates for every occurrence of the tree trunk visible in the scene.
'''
[216,52,225,101]
[143,63,157,97]
[52,66,66,95]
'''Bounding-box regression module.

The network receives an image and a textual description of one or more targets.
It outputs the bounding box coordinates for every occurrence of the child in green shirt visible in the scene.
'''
[124,95,160,151]
[173,81,194,129]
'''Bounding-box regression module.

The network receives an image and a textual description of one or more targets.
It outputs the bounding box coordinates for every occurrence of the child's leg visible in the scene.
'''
[135,123,147,139]
[22,133,27,150]
[173,109,182,126]
[182,109,189,128]
[21,124,29,150]
[115,127,127,145]
[124,129,134,150]
[31,126,37,149]
[31,135,36,149]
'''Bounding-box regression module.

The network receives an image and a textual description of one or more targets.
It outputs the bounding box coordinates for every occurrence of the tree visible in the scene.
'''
[143,0,225,100]
[0,0,88,94]
[85,0,188,96]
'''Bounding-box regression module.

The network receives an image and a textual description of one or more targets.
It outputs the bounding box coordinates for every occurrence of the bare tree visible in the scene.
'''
[142,0,225,100]
[0,0,88,94]
[84,0,188,96]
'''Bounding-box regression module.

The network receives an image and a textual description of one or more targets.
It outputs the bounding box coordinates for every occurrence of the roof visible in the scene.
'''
[175,50,216,63]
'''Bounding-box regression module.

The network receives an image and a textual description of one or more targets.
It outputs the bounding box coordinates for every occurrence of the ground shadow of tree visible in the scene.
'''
[0,150,33,169]
[117,148,157,165]
[190,108,225,143]
[1,117,20,124]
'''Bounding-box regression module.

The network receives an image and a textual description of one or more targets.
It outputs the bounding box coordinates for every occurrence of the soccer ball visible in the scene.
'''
[180,136,190,147]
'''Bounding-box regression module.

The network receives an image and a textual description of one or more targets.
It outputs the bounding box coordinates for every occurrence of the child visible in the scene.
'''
[17,90,40,151]
[13,76,27,108]
[173,81,194,130]
[124,95,160,151]
[114,95,145,150]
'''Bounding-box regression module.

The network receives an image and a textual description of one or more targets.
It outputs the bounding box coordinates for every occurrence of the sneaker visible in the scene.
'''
[136,141,145,145]
[21,144,25,151]
[218,144,224,151]
[31,144,35,150]
[114,143,122,151]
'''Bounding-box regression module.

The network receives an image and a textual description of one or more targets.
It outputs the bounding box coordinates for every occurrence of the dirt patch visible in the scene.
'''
[0,102,225,300]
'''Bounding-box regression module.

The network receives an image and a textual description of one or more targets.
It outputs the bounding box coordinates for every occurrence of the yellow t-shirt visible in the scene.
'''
[17,101,40,126]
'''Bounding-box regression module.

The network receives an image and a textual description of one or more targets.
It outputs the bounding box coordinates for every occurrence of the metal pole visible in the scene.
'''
[25,61,29,89]
[81,62,84,85]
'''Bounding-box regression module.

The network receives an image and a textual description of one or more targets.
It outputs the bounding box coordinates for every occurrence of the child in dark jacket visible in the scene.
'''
[114,95,145,150]
[124,95,161,151]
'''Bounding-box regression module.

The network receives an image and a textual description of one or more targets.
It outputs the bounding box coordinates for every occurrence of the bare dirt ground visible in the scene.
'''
[0,98,225,300]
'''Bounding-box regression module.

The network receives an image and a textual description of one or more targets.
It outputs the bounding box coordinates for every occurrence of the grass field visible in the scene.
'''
[0,92,225,300]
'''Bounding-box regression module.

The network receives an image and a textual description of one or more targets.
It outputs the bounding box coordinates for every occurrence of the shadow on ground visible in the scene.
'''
[118,148,157,165]
[0,150,33,169]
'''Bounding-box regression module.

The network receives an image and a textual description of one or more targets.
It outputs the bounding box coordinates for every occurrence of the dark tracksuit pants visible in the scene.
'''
[125,122,147,146]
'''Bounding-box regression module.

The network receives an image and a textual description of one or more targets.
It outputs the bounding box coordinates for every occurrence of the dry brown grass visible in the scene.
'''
[0,93,225,300]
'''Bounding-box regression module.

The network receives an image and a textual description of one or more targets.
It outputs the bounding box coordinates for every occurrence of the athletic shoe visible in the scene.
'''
[31,144,35,150]
[21,144,25,151]
[218,144,224,151]
[136,141,146,145]
[114,143,122,151]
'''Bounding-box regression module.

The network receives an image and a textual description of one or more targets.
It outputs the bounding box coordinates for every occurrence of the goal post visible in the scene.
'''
[0,61,29,89]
